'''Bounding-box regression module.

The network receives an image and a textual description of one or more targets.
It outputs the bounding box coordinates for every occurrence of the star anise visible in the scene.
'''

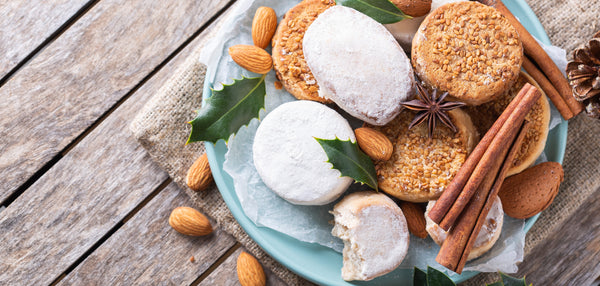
[401,83,466,138]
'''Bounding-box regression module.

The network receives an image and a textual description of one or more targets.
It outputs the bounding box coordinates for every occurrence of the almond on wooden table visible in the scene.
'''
[229,45,273,74]
[168,207,213,236]
[399,201,428,238]
[186,153,213,192]
[355,127,393,161]
[237,251,266,286]
[252,7,277,49]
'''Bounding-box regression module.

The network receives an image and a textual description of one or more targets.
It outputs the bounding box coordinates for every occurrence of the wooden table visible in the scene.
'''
[0,1,598,285]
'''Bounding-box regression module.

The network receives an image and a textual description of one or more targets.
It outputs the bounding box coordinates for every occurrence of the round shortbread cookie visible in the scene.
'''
[303,5,414,126]
[465,72,551,176]
[368,109,479,202]
[332,191,409,281]
[253,100,354,205]
[425,196,504,261]
[412,1,523,105]
[271,0,334,103]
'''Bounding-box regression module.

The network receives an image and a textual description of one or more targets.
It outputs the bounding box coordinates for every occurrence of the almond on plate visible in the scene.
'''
[399,201,428,238]
[390,0,432,17]
[168,207,213,236]
[252,7,277,49]
[237,251,266,286]
[229,45,273,74]
[498,162,564,219]
[355,127,393,161]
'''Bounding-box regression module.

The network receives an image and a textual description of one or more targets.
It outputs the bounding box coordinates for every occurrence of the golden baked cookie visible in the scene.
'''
[412,1,523,105]
[368,109,479,202]
[271,0,334,103]
[465,72,551,176]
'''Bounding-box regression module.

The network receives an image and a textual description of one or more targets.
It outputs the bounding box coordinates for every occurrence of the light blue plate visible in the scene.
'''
[204,1,568,284]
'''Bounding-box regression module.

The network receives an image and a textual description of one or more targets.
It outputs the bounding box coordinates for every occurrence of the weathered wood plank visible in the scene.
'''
[0,0,91,80]
[516,187,600,285]
[0,4,231,283]
[198,247,288,286]
[59,182,236,285]
[0,0,230,203]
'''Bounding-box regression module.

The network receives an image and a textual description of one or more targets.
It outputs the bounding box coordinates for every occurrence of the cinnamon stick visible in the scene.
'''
[478,0,583,117]
[436,121,530,273]
[522,57,574,120]
[438,85,540,231]
[428,83,532,225]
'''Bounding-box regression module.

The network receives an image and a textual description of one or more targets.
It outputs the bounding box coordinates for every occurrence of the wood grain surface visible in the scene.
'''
[517,187,600,285]
[199,247,287,286]
[59,182,236,285]
[0,0,230,203]
[0,3,233,284]
[0,0,92,80]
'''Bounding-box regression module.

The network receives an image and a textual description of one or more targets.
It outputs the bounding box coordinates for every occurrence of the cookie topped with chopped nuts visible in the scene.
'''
[271,0,334,103]
[368,109,479,202]
[412,1,523,105]
[465,72,550,176]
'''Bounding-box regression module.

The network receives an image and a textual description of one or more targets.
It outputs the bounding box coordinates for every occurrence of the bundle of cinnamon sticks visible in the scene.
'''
[429,84,541,273]
[478,0,583,120]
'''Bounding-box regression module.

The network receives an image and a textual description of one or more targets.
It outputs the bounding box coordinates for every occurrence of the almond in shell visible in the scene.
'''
[168,207,213,236]
[355,127,393,161]
[229,45,273,74]
[237,251,266,286]
[252,7,278,49]
[498,162,564,219]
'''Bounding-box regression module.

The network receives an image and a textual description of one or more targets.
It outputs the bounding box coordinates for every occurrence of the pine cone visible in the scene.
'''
[567,31,600,119]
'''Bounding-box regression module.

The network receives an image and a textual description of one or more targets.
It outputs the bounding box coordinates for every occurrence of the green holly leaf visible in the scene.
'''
[337,0,411,24]
[487,283,504,286]
[315,137,378,190]
[187,75,266,144]
[427,266,456,286]
[499,272,529,286]
[414,267,428,286]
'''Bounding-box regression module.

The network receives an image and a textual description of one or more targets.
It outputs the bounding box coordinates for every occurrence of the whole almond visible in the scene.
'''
[186,153,213,192]
[252,7,277,49]
[229,45,273,74]
[498,162,564,219]
[355,127,393,161]
[399,201,428,238]
[390,0,432,17]
[169,207,213,236]
[237,251,266,286]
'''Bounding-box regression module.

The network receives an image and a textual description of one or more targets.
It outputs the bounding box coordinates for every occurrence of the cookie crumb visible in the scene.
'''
[274,81,283,90]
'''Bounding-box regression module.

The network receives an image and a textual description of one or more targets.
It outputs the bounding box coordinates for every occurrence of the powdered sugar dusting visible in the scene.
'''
[303,6,414,126]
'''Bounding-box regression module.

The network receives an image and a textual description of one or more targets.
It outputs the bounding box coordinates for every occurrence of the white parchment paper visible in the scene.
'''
[200,0,565,275]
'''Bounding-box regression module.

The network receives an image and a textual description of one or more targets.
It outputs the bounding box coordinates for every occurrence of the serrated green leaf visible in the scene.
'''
[337,0,411,24]
[187,75,266,144]
[314,137,378,190]
[427,266,456,286]
[487,282,504,286]
[499,272,528,286]
[414,267,428,286]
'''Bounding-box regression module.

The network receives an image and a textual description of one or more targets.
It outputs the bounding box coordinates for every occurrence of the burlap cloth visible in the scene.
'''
[130,1,600,284]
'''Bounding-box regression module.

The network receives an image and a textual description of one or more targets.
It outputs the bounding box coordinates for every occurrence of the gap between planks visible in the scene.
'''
[0,0,237,210]
[189,242,242,286]
[0,0,100,89]
[48,178,172,286]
